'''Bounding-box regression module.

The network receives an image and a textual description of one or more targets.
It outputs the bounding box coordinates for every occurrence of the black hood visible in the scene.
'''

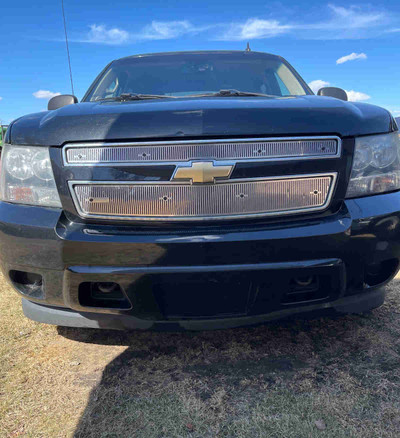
[9,95,396,146]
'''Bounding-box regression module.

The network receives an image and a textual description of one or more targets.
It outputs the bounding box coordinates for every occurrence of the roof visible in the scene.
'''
[116,50,281,63]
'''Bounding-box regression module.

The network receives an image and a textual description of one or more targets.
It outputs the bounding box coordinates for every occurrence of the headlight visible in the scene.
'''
[0,145,61,207]
[346,132,400,198]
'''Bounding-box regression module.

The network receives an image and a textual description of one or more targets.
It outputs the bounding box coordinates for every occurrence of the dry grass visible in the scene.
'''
[2,273,400,437]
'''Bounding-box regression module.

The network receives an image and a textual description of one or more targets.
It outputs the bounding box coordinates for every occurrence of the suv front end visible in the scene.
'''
[1,51,399,330]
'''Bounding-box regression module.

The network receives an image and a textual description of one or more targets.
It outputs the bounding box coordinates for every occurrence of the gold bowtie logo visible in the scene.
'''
[172,161,234,184]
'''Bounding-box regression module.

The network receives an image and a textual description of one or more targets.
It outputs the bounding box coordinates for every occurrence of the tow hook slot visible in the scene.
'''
[293,276,314,287]
[78,282,131,309]
[282,275,326,305]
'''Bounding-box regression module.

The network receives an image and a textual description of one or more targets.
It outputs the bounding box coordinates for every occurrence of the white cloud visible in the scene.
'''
[216,4,390,41]
[217,19,292,41]
[303,5,388,39]
[387,28,400,33]
[0,96,3,101]
[33,90,61,99]
[140,20,197,40]
[72,5,393,45]
[326,5,385,30]
[86,24,130,45]
[345,90,371,102]
[336,52,367,64]
[79,21,204,44]
[308,80,330,94]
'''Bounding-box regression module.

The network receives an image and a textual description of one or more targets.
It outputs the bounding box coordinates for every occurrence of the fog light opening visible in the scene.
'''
[9,270,44,298]
[364,259,399,287]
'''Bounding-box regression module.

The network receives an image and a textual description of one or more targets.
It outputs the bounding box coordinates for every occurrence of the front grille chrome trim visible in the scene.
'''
[63,136,341,166]
[69,173,337,222]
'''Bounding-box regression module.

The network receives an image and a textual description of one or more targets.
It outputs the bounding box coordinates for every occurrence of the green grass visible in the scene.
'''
[2,274,400,437]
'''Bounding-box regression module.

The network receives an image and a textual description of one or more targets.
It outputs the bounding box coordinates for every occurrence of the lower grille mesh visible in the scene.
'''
[71,175,334,221]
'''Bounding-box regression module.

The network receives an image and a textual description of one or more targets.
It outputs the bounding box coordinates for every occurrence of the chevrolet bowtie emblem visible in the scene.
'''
[172,161,234,184]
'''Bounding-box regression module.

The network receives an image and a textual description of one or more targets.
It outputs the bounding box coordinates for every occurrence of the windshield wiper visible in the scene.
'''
[97,93,176,102]
[190,89,279,98]
[119,93,177,101]
[96,90,280,102]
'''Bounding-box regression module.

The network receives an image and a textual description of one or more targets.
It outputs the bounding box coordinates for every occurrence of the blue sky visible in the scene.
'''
[1,1,400,124]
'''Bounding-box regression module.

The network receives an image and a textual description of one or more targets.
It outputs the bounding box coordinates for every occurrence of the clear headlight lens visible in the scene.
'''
[346,132,400,198]
[0,145,62,207]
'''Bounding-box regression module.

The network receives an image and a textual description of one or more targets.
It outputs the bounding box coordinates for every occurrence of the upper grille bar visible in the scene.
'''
[64,136,341,166]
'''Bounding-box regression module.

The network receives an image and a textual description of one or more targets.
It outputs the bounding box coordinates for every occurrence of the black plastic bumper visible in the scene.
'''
[1,191,400,330]
[22,287,386,331]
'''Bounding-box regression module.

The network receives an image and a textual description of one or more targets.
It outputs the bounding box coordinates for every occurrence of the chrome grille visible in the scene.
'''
[70,174,336,221]
[64,137,340,165]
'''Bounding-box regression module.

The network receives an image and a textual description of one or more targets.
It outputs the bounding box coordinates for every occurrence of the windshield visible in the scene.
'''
[84,52,310,101]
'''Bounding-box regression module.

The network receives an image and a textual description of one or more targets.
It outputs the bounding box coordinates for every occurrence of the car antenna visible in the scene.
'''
[61,0,75,96]
[245,42,251,52]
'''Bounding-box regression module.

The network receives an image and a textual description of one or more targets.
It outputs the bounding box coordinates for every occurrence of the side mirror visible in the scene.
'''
[48,94,78,110]
[317,87,348,101]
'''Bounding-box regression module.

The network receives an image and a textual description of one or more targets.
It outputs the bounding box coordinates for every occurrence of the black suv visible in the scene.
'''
[1,51,399,330]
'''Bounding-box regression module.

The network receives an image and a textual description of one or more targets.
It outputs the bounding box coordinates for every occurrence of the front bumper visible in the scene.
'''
[1,191,400,330]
